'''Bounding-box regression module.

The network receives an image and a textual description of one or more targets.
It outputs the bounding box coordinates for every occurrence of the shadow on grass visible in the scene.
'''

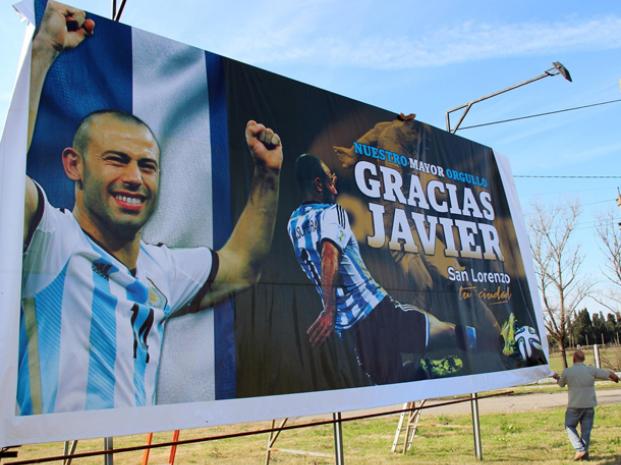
[596,454,621,465]
[485,453,539,463]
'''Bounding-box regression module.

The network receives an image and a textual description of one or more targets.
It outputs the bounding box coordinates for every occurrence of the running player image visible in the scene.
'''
[19,1,282,414]
[287,153,505,385]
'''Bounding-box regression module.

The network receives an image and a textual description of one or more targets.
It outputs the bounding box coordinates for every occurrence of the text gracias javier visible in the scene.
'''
[352,142,511,285]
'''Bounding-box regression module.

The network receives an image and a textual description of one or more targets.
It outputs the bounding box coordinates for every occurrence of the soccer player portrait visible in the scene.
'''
[19,1,282,414]
[287,153,505,385]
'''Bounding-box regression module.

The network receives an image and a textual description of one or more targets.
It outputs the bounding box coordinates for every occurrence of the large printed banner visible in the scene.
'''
[0,0,549,446]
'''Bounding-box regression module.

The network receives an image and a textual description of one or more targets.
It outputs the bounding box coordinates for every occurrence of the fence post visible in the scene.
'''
[593,344,601,368]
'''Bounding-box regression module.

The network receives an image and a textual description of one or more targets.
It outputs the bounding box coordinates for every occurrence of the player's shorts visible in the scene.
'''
[353,296,428,385]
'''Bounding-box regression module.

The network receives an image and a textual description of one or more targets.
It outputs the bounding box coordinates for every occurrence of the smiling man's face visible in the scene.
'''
[76,114,160,238]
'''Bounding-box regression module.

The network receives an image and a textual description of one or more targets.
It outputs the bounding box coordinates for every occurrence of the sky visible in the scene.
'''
[1,0,620,316]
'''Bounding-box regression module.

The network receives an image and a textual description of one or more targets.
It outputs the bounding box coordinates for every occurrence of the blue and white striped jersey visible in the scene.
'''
[287,203,387,330]
[18,192,216,415]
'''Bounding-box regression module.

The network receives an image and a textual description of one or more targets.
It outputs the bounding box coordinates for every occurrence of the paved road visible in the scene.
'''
[300,387,621,423]
[404,387,621,417]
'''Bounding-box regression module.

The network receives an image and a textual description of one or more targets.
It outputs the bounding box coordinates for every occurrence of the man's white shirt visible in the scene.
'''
[18,189,216,414]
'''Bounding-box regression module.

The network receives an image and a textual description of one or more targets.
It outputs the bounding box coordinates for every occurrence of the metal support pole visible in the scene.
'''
[103,437,114,465]
[332,412,345,465]
[264,419,276,465]
[62,440,78,465]
[264,419,288,465]
[447,97,487,462]
[593,344,601,368]
[470,393,483,460]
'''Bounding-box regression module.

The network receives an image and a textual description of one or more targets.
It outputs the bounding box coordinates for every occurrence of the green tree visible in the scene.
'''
[614,312,621,344]
[592,312,608,345]
[606,313,619,345]
[571,308,593,346]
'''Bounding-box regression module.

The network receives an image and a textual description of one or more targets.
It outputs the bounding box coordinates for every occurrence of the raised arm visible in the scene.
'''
[551,370,566,387]
[196,120,282,307]
[307,240,340,347]
[24,1,94,241]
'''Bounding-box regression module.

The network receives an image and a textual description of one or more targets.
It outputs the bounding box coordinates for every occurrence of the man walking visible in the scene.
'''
[552,349,619,461]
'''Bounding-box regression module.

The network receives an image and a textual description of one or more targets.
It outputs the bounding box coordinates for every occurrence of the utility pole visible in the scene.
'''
[446,61,572,461]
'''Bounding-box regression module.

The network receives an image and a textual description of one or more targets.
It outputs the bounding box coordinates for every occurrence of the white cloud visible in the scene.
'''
[215,15,621,69]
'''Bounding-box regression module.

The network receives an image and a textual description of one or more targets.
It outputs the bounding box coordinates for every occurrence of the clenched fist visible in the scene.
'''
[35,1,95,54]
[245,120,283,172]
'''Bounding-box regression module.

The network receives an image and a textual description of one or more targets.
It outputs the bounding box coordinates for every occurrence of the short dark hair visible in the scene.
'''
[72,110,159,156]
[573,350,585,363]
[294,153,327,191]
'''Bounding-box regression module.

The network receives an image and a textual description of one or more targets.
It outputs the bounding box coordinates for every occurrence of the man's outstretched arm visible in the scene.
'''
[196,120,282,308]
[24,1,94,240]
[307,240,340,347]
[551,370,567,387]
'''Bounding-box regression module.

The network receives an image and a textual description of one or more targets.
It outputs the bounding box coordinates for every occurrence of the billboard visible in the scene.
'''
[0,0,549,446]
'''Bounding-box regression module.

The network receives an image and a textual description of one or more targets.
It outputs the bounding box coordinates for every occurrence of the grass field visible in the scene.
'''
[8,347,620,465]
[547,345,621,373]
[10,401,621,465]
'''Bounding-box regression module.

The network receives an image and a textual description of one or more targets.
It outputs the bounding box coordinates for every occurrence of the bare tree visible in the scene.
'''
[529,202,591,368]
[595,210,621,313]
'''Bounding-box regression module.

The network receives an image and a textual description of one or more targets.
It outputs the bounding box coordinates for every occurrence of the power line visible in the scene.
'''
[458,98,621,131]
[514,175,621,179]
[582,199,618,207]
[519,186,621,198]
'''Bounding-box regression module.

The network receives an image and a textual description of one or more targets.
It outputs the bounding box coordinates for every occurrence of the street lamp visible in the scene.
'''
[446,61,572,133]
[445,60,571,462]
[112,0,129,21]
